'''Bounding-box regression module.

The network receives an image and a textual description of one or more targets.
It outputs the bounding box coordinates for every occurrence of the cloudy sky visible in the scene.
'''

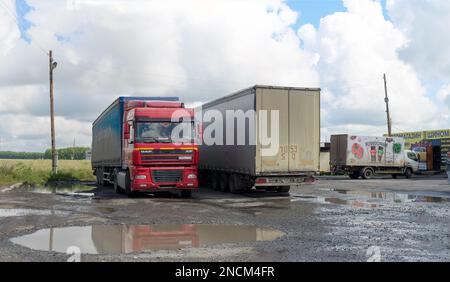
[0,0,449,152]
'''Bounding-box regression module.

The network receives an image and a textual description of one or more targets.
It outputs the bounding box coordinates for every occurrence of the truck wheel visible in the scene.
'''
[362,168,374,180]
[219,173,229,192]
[211,173,220,191]
[392,174,398,179]
[349,172,360,179]
[96,169,105,186]
[404,168,413,179]
[180,190,192,198]
[113,171,122,194]
[124,171,136,198]
[229,174,243,194]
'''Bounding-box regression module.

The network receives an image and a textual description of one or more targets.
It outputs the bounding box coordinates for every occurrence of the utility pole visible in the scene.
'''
[49,50,58,174]
[383,73,392,137]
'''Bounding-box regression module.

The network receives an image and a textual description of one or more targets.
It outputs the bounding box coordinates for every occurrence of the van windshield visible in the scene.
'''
[135,122,194,143]
[407,152,418,162]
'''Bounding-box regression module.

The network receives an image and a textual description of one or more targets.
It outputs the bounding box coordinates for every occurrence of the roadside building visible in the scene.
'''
[390,129,450,172]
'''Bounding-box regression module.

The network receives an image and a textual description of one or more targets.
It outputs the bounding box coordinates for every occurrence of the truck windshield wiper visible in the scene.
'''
[138,137,158,143]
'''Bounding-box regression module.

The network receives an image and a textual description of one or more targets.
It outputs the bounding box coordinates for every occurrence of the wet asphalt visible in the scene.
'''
[0,175,449,262]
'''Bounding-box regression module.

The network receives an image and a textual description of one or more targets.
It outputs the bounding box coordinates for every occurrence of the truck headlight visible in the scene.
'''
[187,174,197,179]
[179,156,192,160]
[135,175,147,180]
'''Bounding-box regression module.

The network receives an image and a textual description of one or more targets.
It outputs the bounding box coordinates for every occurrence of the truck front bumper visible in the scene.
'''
[131,166,198,191]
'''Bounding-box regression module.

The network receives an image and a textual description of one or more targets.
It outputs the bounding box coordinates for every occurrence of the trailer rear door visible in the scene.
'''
[256,87,320,173]
[256,87,289,173]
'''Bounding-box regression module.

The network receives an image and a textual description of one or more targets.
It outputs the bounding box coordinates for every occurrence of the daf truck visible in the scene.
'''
[92,97,199,197]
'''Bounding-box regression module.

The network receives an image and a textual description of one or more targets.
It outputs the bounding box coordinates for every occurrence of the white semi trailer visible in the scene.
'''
[199,85,321,194]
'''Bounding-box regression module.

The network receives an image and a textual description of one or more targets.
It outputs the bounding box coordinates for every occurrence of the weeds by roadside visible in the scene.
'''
[0,159,95,186]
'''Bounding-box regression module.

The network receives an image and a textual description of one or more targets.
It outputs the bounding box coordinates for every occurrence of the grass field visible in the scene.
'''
[0,159,95,186]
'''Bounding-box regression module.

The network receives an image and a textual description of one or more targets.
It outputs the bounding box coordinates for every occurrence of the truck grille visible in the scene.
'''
[142,155,179,161]
[152,170,183,183]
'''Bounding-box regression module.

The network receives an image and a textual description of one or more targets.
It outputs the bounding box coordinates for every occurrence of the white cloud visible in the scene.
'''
[299,0,439,136]
[0,0,319,151]
[437,84,450,105]
[387,0,450,80]
[0,0,448,151]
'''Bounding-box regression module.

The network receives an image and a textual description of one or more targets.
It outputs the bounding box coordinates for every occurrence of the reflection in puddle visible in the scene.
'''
[0,209,68,217]
[25,185,95,197]
[331,189,450,204]
[292,189,450,208]
[10,224,285,254]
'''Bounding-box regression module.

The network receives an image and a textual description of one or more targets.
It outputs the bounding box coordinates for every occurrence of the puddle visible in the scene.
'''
[0,209,68,217]
[292,189,450,208]
[330,189,450,204]
[10,224,285,254]
[24,185,95,197]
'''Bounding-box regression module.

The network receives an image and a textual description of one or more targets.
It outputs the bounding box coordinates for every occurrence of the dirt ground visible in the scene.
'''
[0,175,449,262]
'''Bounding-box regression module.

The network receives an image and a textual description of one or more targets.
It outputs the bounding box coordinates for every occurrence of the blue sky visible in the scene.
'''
[15,0,32,42]
[287,0,389,29]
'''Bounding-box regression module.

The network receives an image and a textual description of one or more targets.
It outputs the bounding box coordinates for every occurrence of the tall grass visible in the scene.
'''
[0,159,95,186]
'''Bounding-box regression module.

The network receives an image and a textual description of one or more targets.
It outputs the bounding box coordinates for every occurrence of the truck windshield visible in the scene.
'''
[135,121,194,143]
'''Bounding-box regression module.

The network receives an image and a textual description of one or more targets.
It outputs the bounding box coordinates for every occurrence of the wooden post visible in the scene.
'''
[383,73,392,137]
[49,50,57,174]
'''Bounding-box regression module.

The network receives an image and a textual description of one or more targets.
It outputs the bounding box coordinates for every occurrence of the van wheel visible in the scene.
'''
[404,168,413,179]
[362,168,374,179]
[219,173,229,192]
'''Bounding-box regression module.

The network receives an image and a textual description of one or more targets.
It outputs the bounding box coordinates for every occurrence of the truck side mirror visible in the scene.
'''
[124,122,130,139]
[128,122,134,144]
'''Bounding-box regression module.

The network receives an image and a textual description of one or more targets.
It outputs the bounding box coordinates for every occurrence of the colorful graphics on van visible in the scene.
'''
[347,136,405,167]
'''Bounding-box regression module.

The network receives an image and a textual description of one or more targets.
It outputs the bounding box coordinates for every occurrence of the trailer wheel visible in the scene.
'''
[362,168,374,179]
[219,173,229,192]
[404,168,413,179]
[229,174,243,194]
[211,173,220,191]
[97,168,107,186]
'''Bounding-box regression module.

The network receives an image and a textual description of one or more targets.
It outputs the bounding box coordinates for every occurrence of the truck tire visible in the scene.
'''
[124,170,136,198]
[113,170,122,194]
[229,174,243,194]
[362,168,374,180]
[211,173,220,191]
[97,168,107,186]
[180,190,192,198]
[404,168,413,179]
[219,173,229,192]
